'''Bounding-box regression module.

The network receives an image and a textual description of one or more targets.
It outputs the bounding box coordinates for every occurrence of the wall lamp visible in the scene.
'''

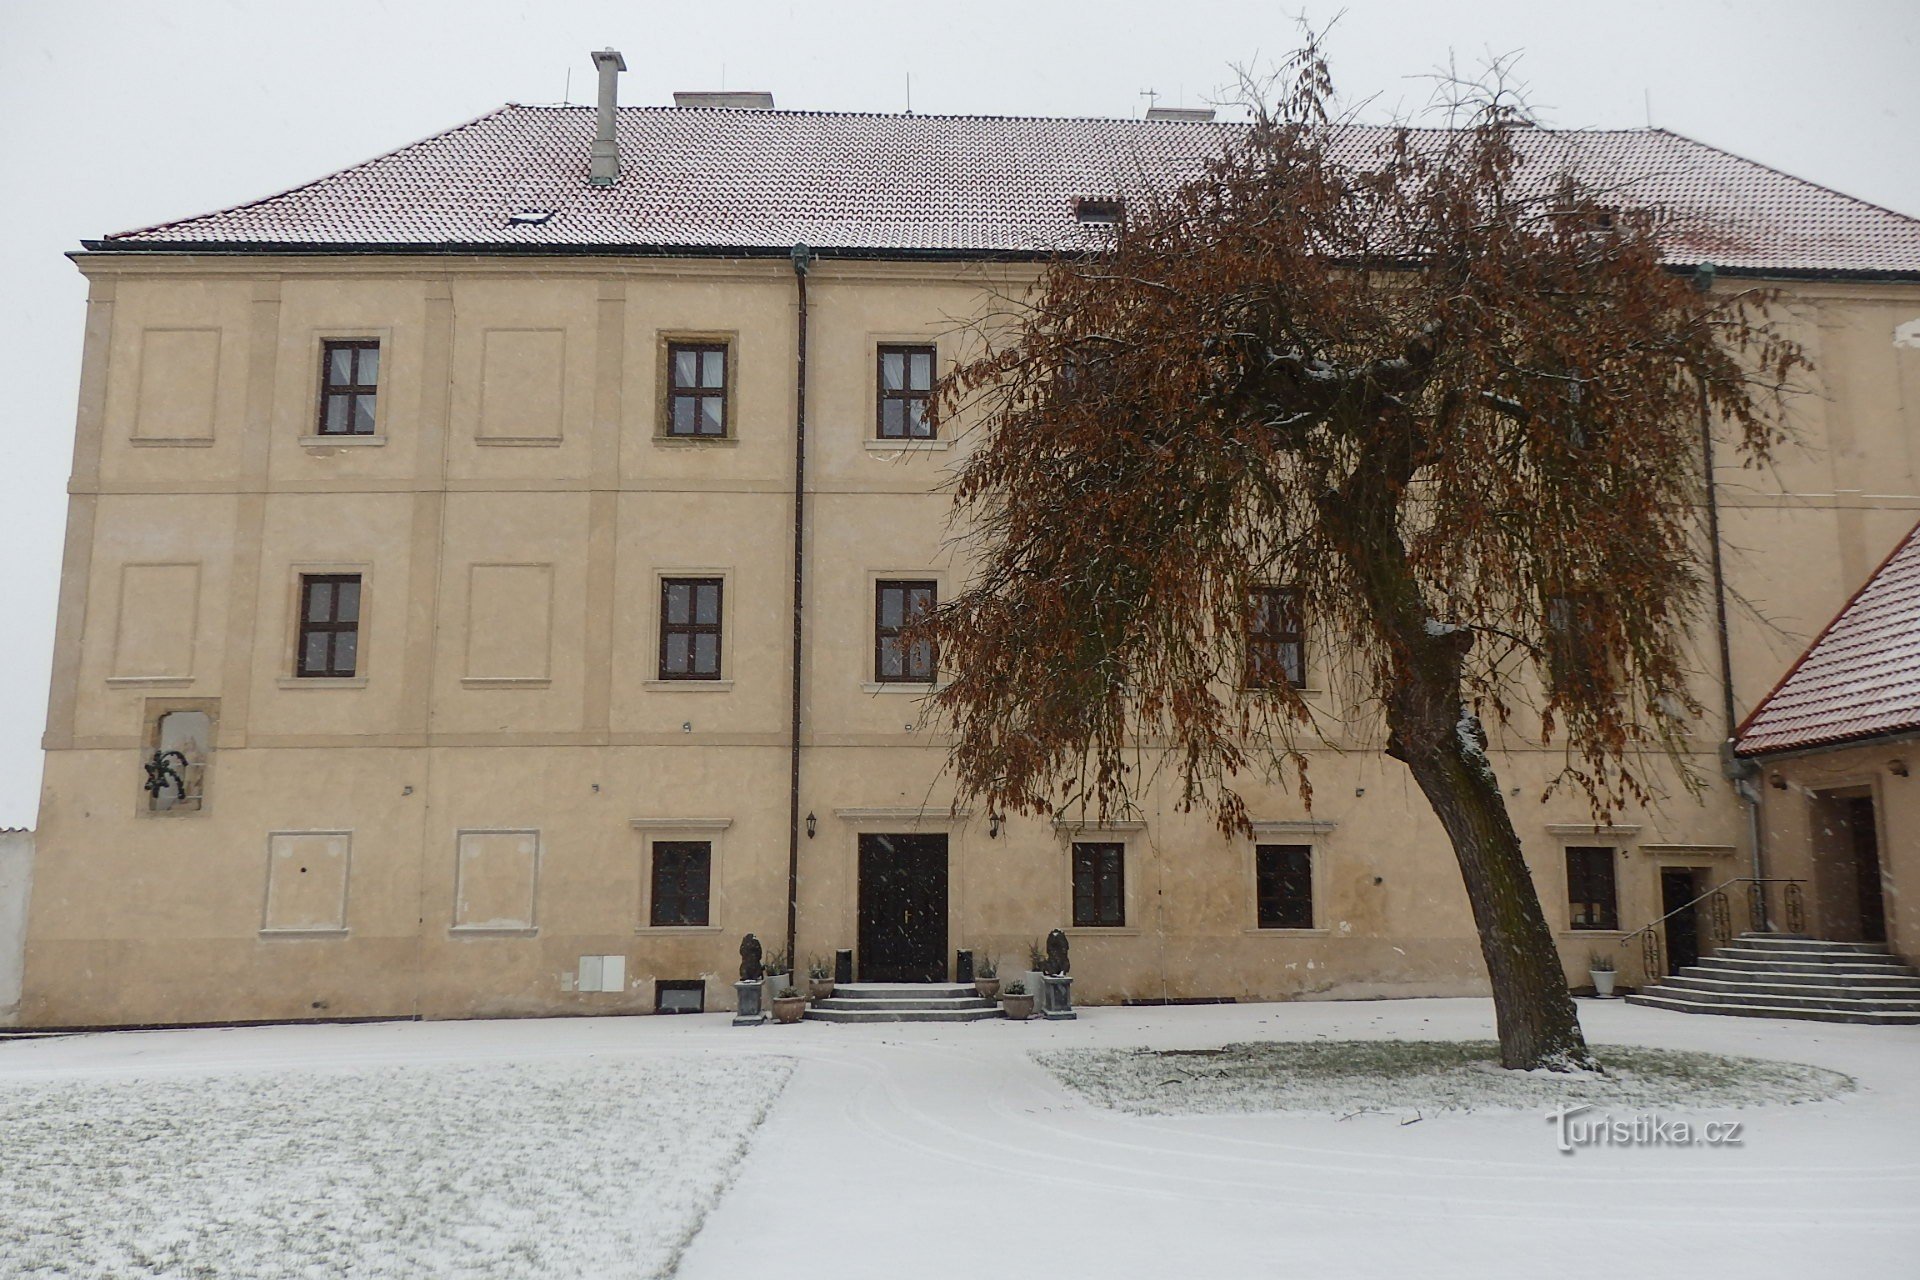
[805,812,817,839]
[988,813,1002,839]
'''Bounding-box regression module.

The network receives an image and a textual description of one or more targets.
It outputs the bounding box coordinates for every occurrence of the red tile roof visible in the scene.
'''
[1736,519,1920,756]
[91,106,1920,274]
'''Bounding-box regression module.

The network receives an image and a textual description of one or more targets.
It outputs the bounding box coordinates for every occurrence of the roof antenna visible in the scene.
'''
[564,67,572,105]
[1139,87,1159,117]
[1644,88,1652,128]
[906,72,912,114]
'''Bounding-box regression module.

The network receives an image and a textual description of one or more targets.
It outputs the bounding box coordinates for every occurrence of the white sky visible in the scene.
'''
[0,0,1915,825]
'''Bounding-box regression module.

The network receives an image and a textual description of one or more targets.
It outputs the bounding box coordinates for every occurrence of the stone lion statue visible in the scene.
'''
[1043,928,1070,977]
[739,933,764,982]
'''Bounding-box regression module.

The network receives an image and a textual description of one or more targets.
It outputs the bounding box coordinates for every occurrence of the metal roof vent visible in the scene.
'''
[674,91,776,109]
[1145,106,1215,122]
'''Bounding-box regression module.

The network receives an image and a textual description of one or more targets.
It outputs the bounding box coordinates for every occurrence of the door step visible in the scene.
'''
[802,982,1005,1024]
[1630,935,1920,1025]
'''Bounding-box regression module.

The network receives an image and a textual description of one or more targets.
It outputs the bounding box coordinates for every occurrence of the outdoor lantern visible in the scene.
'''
[988,813,1002,839]
[805,812,817,839]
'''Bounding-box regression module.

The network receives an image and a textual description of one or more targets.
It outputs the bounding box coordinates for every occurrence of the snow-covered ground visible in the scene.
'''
[2,998,1914,1279]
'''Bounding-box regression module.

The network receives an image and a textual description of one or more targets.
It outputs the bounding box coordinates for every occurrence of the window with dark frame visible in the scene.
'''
[877,344,936,440]
[659,578,723,680]
[875,580,937,683]
[296,574,361,678]
[1256,844,1314,929]
[666,342,728,437]
[1246,586,1306,689]
[654,979,706,1014]
[1072,841,1126,928]
[649,840,712,927]
[317,340,380,436]
[1567,845,1619,930]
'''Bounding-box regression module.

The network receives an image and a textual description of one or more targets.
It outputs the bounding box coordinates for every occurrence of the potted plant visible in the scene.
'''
[807,955,834,1002]
[1588,952,1618,998]
[974,954,1000,1000]
[1024,938,1047,1003]
[762,946,792,1006]
[1001,978,1034,1021]
[772,986,807,1024]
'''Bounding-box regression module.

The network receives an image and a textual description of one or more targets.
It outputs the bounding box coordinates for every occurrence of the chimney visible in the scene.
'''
[1145,106,1215,122]
[589,48,626,187]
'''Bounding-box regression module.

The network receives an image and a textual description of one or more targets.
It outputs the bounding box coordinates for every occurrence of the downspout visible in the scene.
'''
[1695,262,1769,926]
[786,243,813,966]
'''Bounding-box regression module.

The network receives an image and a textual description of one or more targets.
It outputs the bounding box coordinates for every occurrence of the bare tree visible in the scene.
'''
[923,39,1805,1070]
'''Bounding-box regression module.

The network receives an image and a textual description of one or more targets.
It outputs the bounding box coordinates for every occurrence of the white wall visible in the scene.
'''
[0,828,33,1024]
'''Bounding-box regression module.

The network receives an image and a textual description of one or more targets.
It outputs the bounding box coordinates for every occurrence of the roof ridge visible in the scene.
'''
[104,105,519,242]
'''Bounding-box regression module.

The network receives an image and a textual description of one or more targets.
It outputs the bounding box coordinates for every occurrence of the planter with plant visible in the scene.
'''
[1023,938,1046,1004]
[806,955,834,1002]
[762,946,792,1006]
[1588,952,1618,998]
[1001,978,1034,1021]
[771,986,807,1024]
[974,954,1000,1001]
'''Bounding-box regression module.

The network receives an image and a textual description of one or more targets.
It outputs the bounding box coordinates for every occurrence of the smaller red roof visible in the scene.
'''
[1736,518,1920,756]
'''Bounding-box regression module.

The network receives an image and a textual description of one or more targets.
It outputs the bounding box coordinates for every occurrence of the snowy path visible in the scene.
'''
[2,998,1914,1279]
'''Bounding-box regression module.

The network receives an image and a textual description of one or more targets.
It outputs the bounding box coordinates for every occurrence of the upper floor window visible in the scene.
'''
[667,342,728,438]
[1567,845,1619,930]
[1255,843,1314,929]
[1245,586,1306,689]
[875,580,937,683]
[660,578,723,680]
[318,340,380,436]
[877,345,936,440]
[297,574,361,678]
[1072,841,1126,927]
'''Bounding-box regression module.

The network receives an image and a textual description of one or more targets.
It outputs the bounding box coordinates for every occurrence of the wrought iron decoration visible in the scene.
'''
[143,749,190,803]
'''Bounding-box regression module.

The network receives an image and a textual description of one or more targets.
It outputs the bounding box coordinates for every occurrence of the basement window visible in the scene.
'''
[1075,197,1124,225]
[656,980,706,1014]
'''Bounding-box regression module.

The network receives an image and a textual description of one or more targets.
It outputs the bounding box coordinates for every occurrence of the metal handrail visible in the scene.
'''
[1618,876,1805,950]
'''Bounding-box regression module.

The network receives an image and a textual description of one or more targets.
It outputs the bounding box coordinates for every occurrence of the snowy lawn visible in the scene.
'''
[1035,1039,1854,1116]
[0,1053,791,1280]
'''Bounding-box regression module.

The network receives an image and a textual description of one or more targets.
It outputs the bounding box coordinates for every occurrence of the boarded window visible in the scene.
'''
[1255,844,1314,929]
[1567,846,1619,930]
[650,840,712,926]
[453,830,540,932]
[1072,841,1126,927]
[262,831,351,933]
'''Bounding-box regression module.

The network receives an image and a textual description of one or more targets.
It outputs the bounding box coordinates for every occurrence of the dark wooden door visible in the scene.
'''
[1849,796,1887,944]
[858,834,948,982]
[1661,869,1700,972]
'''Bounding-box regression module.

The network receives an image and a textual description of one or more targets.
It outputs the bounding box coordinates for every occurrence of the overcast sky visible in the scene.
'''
[0,0,1915,824]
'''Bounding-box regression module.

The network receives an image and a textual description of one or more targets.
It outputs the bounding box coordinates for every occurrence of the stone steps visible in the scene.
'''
[1628,934,1920,1025]
[802,982,1006,1024]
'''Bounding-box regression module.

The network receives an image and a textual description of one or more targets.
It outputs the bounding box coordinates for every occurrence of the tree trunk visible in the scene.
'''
[1386,629,1598,1071]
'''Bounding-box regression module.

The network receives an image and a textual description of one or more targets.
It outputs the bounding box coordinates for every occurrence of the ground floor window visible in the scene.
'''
[1072,841,1126,927]
[650,840,712,927]
[1567,845,1619,930]
[1255,844,1314,928]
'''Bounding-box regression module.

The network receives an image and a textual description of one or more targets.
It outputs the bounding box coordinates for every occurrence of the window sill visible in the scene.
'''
[864,438,951,453]
[461,677,553,689]
[652,435,739,448]
[298,434,387,448]
[1562,928,1628,936]
[129,436,216,448]
[643,679,734,691]
[277,676,369,689]
[448,926,539,938]
[635,925,725,935]
[107,675,195,689]
[475,436,562,447]
[1243,926,1330,937]
[139,805,207,819]
[861,681,942,695]
[259,928,349,940]
[1065,926,1141,937]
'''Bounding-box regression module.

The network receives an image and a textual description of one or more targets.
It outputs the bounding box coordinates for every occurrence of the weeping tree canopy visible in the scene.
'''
[925,52,1804,835]
[921,43,1806,1071]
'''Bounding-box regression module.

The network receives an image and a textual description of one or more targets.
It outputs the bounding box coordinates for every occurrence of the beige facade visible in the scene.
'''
[15,251,1920,1028]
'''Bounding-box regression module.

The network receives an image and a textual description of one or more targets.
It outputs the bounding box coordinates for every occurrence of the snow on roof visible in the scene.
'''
[1736,518,1920,757]
[91,106,1920,274]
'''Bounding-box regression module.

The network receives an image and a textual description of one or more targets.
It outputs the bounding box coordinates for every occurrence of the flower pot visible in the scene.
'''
[1590,969,1617,998]
[1002,993,1035,1021]
[808,977,834,1002]
[763,972,791,1007]
[974,977,1001,1001]
[772,995,807,1024]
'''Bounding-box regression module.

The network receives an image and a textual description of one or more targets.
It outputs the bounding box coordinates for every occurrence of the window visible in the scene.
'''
[877,344,936,439]
[1256,844,1314,929]
[655,979,706,1013]
[317,340,379,436]
[650,840,712,927]
[666,342,728,437]
[659,578,723,680]
[1546,592,1617,695]
[297,574,361,678]
[1246,586,1306,689]
[875,580,937,683]
[145,709,211,813]
[1072,841,1126,927]
[1567,846,1619,930]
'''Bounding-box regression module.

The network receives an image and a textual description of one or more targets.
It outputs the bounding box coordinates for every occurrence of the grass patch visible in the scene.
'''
[1035,1040,1854,1117]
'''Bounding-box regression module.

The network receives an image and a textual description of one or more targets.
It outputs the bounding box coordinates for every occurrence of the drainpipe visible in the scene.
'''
[1696,262,1769,927]
[786,243,814,966]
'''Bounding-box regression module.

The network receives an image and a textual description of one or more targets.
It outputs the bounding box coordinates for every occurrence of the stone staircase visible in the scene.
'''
[1628,933,1920,1025]
[803,982,1005,1024]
